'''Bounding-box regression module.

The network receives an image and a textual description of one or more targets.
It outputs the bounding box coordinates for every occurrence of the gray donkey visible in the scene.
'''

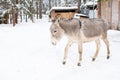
[50,18,110,66]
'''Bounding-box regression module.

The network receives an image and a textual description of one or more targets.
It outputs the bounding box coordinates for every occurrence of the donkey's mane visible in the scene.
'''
[57,18,81,35]
[59,18,81,26]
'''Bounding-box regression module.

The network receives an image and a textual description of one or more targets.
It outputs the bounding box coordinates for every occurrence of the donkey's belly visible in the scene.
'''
[83,36,101,43]
[81,32,101,43]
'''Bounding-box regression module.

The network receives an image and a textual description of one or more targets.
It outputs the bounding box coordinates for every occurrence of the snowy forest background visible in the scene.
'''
[0,0,120,80]
[0,0,96,26]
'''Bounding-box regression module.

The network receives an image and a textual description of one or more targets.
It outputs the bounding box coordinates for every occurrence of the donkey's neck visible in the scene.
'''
[58,19,81,36]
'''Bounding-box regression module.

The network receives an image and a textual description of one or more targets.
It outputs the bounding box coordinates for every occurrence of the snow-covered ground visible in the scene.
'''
[0,16,120,80]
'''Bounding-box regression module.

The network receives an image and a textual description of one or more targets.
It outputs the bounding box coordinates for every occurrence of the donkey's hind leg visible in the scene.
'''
[102,37,110,59]
[92,39,101,61]
[101,33,110,59]
[77,41,83,66]
[63,40,73,65]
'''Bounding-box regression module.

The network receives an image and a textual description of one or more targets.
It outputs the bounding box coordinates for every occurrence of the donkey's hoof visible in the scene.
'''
[92,58,96,61]
[62,61,66,65]
[107,56,110,59]
[77,63,81,66]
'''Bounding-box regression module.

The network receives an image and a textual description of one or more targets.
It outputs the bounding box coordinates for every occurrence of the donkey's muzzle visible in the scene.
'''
[52,42,56,46]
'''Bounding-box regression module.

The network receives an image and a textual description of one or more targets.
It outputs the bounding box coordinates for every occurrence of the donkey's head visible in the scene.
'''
[50,19,64,45]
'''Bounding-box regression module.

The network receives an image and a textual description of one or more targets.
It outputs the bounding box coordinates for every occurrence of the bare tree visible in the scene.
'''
[29,1,34,22]
[12,6,15,26]
[36,2,39,19]
[15,0,18,24]
[11,0,18,26]
[49,0,51,10]
[77,0,81,13]
[19,0,23,22]
[39,0,42,19]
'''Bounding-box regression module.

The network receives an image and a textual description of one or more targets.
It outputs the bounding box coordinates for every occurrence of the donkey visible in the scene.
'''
[50,18,110,66]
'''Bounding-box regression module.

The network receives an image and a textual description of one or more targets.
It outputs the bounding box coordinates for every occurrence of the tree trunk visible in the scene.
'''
[49,0,51,10]
[14,0,18,24]
[12,6,15,26]
[20,0,22,22]
[36,2,39,19]
[39,0,42,19]
[26,14,28,22]
[30,1,34,22]
[20,11,22,22]
[77,0,81,13]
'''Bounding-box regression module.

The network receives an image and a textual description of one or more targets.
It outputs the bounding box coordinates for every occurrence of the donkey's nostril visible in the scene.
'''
[52,42,56,45]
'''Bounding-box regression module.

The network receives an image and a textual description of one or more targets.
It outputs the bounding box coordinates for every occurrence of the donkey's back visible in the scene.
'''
[81,19,108,38]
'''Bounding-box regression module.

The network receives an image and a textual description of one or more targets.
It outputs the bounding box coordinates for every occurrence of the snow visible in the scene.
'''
[74,13,89,18]
[50,6,78,12]
[0,15,120,80]
[85,1,97,6]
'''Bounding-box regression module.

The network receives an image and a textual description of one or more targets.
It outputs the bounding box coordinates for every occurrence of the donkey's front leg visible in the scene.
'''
[78,41,83,66]
[63,40,73,65]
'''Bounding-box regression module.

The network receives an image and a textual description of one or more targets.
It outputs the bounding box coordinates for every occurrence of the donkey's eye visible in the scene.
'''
[54,30,57,33]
